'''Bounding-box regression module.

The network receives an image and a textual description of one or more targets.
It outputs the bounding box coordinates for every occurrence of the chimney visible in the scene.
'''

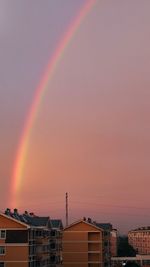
[14,208,18,214]
[5,208,11,215]
[87,218,92,224]
[24,211,28,215]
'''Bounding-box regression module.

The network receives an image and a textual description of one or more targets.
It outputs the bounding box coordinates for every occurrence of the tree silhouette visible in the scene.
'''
[118,236,136,257]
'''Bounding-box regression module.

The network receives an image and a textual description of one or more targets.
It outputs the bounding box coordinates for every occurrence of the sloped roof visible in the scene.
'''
[129,226,150,233]
[4,210,50,228]
[64,219,104,232]
[24,216,50,227]
[0,213,29,228]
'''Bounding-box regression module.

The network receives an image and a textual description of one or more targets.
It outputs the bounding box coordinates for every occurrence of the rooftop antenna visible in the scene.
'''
[66,192,69,227]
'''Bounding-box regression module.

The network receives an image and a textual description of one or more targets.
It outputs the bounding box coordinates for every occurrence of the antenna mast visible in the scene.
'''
[66,192,68,227]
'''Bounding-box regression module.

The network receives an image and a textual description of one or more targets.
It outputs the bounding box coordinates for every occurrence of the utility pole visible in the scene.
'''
[66,192,68,227]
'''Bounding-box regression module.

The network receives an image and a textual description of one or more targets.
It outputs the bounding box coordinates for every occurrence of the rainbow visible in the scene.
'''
[11,0,96,208]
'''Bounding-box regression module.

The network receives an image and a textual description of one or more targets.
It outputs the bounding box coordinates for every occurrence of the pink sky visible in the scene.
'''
[0,0,150,233]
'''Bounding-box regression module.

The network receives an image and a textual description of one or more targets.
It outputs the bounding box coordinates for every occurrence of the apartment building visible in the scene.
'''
[62,219,112,267]
[128,227,150,255]
[0,209,63,267]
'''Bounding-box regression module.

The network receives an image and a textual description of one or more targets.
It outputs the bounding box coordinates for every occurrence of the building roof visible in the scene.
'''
[63,218,113,233]
[129,226,150,233]
[64,219,104,232]
[0,212,30,228]
[4,209,50,228]
[24,216,50,227]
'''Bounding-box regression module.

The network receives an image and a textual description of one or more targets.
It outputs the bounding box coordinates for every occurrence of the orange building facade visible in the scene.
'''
[62,219,111,267]
[0,213,29,267]
[0,210,63,267]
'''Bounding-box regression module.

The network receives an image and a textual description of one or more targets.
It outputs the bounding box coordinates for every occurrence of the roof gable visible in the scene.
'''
[0,213,29,229]
[64,220,103,232]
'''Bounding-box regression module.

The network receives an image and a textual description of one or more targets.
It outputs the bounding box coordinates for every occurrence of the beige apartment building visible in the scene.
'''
[128,227,150,255]
[62,219,111,267]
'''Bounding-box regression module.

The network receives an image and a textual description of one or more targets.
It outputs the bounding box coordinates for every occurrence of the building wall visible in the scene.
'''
[6,263,28,267]
[0,245,28,261]
[110,230,118,256]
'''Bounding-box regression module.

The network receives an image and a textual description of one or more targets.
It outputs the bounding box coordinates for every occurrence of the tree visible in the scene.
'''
[118,236,136,257]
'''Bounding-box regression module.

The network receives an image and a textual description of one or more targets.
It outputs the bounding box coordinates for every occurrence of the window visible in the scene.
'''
[0,231,6,239]
[0,247,5,255]
[50,255,56,263]
[0,263,4,267]
[6,230,28,243]
[50,242,56,250]
[51,230,57,237]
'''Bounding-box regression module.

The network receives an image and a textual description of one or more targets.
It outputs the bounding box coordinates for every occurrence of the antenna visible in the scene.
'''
[66,192,68,227]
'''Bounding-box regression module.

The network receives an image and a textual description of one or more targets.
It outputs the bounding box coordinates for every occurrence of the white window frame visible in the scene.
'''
[0,247,5,255]
[0,230,6,239]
